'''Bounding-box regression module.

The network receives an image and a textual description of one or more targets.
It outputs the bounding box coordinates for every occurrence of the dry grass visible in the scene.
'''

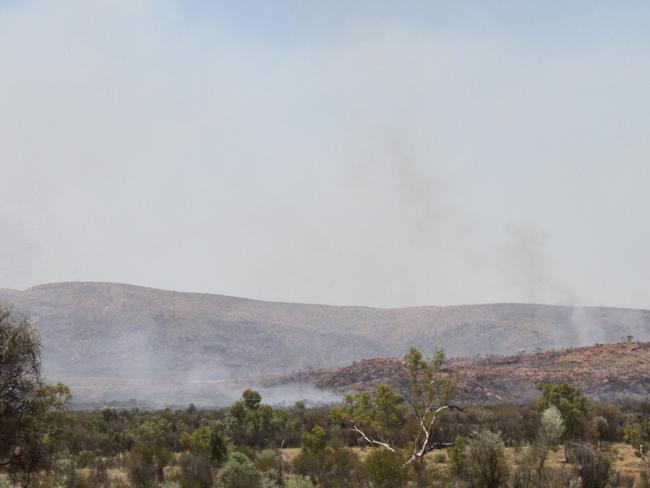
[280,442,647,480]
[74,442,646,486]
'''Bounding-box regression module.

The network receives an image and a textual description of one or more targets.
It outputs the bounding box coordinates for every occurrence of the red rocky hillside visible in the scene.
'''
[269,341,650,404]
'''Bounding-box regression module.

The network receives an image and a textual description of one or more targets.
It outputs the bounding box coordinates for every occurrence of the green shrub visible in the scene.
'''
[572,445,612,488]
[76,450,96,469]
[256,449,280,473]
[52,457,93,488]
[160,482,182,488]
[302,426,327,452]
[218,452,259,488]
[362,449,407,488]
[126,443,173,488]
[466,431,509,488]
[407,460,438,488]
[230,445,256,461]
[447,435,466,477]
[179,452,214,488]
[294,446,361,487]
[208,426,228,467]
[284,476,315,488]
[136,417,173,445]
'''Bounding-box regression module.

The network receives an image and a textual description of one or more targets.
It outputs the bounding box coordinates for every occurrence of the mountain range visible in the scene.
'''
[1,282,649,403]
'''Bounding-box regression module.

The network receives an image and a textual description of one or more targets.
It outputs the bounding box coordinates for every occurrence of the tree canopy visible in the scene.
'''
[0,305,70,484]
[332,347,461,466]
[537,383,589,439]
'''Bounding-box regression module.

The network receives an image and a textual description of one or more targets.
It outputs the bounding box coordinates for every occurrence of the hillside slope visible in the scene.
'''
[271,342,650,403]
[1,282,649,389]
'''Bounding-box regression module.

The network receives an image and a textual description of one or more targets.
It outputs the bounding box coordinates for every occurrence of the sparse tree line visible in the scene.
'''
[2,305,650,487]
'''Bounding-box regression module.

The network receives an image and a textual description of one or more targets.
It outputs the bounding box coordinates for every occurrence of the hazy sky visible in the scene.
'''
[1,1,649,308]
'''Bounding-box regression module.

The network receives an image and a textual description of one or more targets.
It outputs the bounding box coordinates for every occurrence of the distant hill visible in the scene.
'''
[270,341,650,403]
[1,282,649,403]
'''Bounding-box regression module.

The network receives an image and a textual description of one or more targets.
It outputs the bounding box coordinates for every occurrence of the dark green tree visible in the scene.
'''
[224,390,273,448]
[302,425,328,452]
[208,425,228,467]
[537,383,590,439]
[0,305,70,485]
[242,389,262,410]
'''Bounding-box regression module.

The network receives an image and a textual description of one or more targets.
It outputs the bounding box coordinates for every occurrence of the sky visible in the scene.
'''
[1,0,649,308]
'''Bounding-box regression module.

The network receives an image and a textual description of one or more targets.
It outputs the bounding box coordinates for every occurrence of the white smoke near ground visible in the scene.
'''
[47,324,342,407]
[257,384,342,407]
[64,375,341,409]
[569,307,606,347]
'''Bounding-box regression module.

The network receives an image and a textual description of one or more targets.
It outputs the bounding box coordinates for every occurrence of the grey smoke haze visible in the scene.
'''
[1,1,650,308]
[66,377,341,409]
[3,281,646,406]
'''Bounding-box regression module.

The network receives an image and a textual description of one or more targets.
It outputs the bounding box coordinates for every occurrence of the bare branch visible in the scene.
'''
[350,423,396,453]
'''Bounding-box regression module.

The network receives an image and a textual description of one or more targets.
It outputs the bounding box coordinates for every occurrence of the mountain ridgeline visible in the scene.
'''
[1,283,649,385]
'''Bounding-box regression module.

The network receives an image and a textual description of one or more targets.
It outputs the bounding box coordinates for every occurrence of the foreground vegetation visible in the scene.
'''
[2,306,650,487]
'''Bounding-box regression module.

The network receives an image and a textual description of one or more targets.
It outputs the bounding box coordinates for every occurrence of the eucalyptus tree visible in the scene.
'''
[332,347,462,466]
[0,305,70,485]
